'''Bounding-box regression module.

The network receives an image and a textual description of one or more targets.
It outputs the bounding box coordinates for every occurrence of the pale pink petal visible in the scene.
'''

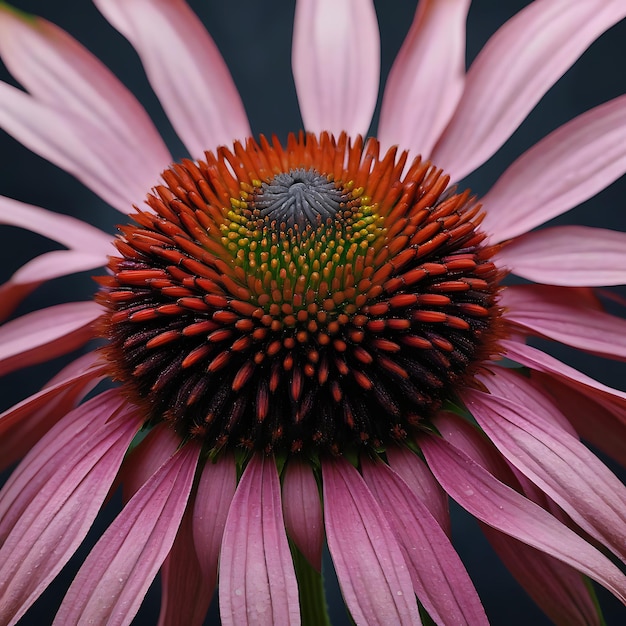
[464,388,626,563]
[0,351,104,471]
[94,0,250,156]
[282,459,323,571]
[192,453,236,589]
[0,391,141,624]
[480,524,601,626]
[219,455,300,626]
[53,442,200,626]
[0,83,159,214]
[159,497,211,626]
[0,7,170,168]
[385,445,450,535]
[419,433,626,603]
[0,249,108,321]
[535,372,626,467]
[322,458,420,626]
[292,0,380,137]
[496,225,626,286]
[502,339,626,404]
[362,458,488,626]
[0,301,100,376]
[482,95,626,241]
[378,0,470,157]
[431,0,626,181]
[0,195,112,251]
[502,284,626,360]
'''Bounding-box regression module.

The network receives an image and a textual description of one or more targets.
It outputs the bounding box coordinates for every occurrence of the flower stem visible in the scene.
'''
[292,545,331,626]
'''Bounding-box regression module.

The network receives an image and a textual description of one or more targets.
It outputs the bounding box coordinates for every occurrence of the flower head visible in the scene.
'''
[1,1,626,625]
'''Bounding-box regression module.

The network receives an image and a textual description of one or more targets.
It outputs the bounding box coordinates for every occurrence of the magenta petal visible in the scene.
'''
[481,524,601,626]
[502,284,626,361]
[158,497,211,626]
[385,444,450,535]
[0,351,104,471]
[192,453,237,588]
[322,458,420,625]
[420,433,626,603]
[0,390,141,624]
[282,459,323,571]
[0,301,100,376]
[361,457,488,626]
[219,454,300,626]
[53,442,200,626]
[464,387,626,563]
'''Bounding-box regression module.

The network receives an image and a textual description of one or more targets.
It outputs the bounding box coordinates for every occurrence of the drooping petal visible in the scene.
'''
[496,225,626,286]
[385,445,450,535]
[53,442,200,626]
[94,0,250,157]
[420,433,626,604]
[0,83,163,214]
[0,249,108,321]
[361,458,488,626]
[464,387,626,563]
[378,0,470,158]
[502,339,626,405]
[0,195,112,251]
[0,301,101,377]
[431,0,626,181]
[0,391,141,625]
[219,455,300,626]
[0,6,170,168]
[0,351,104,470]
[281,459,323,571]
[481,95,626,242]
[534,371,626,467]
[480,524,601,626]
[158,496,211,626]
[322,458,420,626]
[292,0,380,138]
[192,453,237,589]
[502,284,626,361]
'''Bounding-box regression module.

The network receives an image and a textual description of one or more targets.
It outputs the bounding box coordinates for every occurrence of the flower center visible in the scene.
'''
[97,132,503,455]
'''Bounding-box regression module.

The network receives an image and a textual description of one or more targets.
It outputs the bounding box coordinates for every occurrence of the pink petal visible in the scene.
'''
[0,390,141,624]
[502,339,626,404]
[219,455,300,626]
[0,83,159,214]
[292,0,380,137]
[0,7,170,170]
[322,458,420,626]
[0,301,100,377]
[385,445,450,535]
[158,497,211,626]
[464,387,626,563]
[502,284,626,361]
[192,453,237,589]
[535,371,626,467]
[53,442,200,626]
[480,524,601,626]
[0,249,108,321]
[361,457,488,626]
[419,432,626,604]
[281,459,323,571]
[94,0,250,156]
[496,225,626,286]
[431,0,626,182]
[0,195,112,251]
[378,0,470,158]
[482,94,626,242]
[0,351,104,471]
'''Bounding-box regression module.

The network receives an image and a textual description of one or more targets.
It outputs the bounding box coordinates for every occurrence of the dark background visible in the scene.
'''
[1,0,626,624]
